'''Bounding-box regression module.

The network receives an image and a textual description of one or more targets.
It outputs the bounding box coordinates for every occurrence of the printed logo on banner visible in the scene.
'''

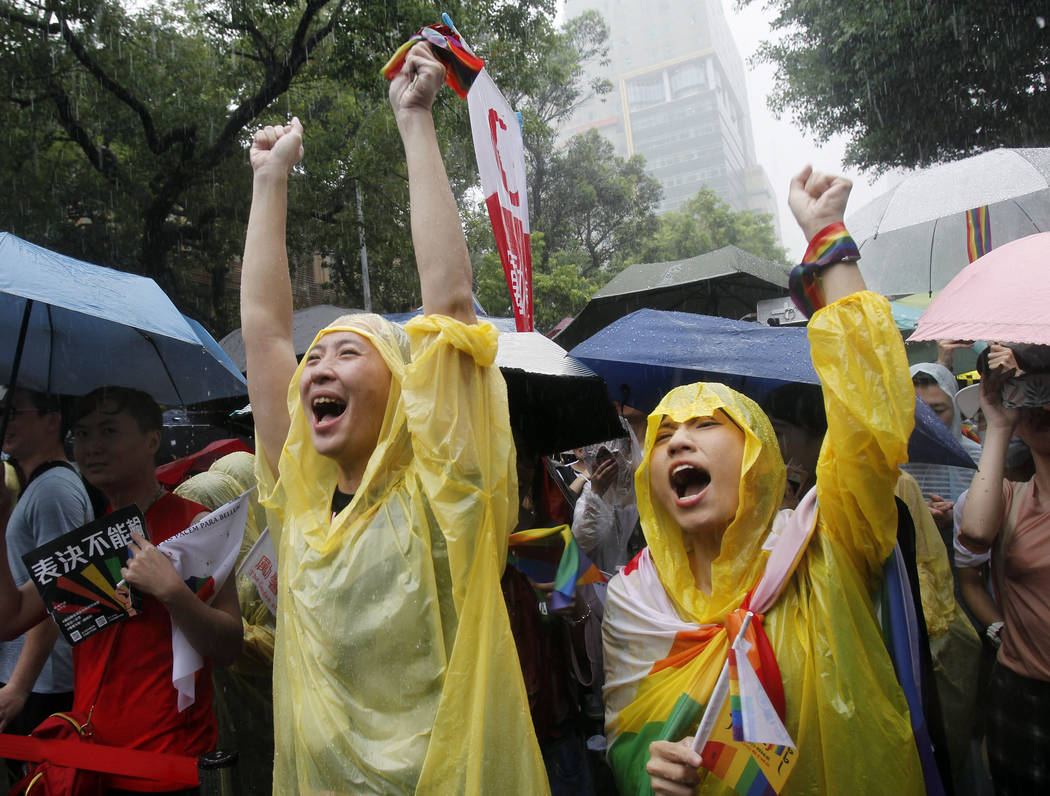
[489,109,521,207]
[237,526,278,616]
[22,505,147,646]
[469,69,533,332]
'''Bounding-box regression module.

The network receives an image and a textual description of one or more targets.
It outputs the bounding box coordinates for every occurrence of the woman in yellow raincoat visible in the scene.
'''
[239,43,546,794]
[602,168,927,795]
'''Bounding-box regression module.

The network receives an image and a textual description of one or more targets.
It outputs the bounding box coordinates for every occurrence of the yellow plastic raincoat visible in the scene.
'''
[603,292,926,794]
[256,313,547,795]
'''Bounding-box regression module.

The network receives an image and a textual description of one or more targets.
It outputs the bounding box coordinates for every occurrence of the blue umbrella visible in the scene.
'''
[570,308,815,411]
[0,232,247,411]
[570,308,975,469]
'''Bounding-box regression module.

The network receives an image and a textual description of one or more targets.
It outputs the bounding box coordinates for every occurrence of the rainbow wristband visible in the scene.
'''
[788,222,860,317]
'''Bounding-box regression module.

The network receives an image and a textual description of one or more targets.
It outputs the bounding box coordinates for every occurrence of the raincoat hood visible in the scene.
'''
[635,381,786,624]
[280,313,411,554]
[910,362,963,441]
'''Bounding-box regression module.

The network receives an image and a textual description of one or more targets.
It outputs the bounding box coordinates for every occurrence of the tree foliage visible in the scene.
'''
[0,0,557,332]
[749,0,1050,171]
[635,187,786,265]
[537,130,662,276]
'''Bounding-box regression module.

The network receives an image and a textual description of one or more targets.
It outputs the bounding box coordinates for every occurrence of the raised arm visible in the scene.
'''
[788,166,913,577]
[240,119,305,475]
[959,361,1018,549]
[788,165,866,302]
[389,42,476,324]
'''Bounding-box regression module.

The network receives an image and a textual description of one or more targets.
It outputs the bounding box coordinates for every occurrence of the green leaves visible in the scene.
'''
[749,0,1050,172]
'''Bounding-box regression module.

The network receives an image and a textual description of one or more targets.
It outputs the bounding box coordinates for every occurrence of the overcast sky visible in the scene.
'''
[554,0,904,259]
[723,1,902,258]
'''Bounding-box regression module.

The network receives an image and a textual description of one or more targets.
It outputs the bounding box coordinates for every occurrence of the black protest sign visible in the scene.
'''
[22,505,147,645]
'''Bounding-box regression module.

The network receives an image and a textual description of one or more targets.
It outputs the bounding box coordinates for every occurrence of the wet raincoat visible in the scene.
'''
[256,313,547,795]
[603,292,926,794]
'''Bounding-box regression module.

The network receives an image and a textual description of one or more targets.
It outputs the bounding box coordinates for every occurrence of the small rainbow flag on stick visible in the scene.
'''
[693,613,797,795]
[965,205,992,262]
[508,525,605,611]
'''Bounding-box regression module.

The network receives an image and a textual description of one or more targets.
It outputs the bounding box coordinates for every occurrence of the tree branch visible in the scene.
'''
[0,4,59,34]
[203,10,274,63]
[203,0,346,172]
[56,16,181,156]
[47,80,128,188]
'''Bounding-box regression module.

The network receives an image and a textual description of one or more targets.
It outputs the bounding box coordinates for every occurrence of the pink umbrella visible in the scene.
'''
[908,231,1050,346]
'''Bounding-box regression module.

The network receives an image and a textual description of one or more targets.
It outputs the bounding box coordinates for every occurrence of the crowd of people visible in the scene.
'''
[0,33,1047,796]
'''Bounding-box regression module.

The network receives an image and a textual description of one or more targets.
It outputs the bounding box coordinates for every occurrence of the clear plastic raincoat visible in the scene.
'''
[257,313,547,795]
[603,292,926,794]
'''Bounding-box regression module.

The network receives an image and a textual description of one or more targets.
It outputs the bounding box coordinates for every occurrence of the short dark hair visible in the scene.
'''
[762,383,827,438]
[74,387,162,433]
[19,389,63,416]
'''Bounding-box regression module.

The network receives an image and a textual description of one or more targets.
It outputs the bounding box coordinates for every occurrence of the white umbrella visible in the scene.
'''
[846,148,1050,297]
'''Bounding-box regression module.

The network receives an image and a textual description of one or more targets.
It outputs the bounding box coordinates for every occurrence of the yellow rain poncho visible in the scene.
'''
[256,312,547,795]
[603,292,926,794]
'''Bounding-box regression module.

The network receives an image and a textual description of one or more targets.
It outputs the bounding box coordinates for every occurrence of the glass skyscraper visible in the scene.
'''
[560,0,779,236]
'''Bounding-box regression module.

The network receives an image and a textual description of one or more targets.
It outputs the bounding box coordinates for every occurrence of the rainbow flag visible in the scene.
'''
[965,205,992,262]
[381,22,484,99]
[725,627,795,749]
[605,551,801,796]
[729,648,745,741]
[508,525,605,611]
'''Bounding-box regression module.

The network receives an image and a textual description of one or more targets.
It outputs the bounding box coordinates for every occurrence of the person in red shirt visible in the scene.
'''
[0,387,242,794]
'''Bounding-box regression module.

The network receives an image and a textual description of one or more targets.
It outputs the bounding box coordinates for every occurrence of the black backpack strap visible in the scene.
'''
[25,460,77,487]
[24,460,107,518]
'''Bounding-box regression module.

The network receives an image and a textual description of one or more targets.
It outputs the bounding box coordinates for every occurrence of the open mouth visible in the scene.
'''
[670,464,710,501]
[312,396,347,426]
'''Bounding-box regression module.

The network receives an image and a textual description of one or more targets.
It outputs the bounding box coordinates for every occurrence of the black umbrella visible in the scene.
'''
[221,308,624,456]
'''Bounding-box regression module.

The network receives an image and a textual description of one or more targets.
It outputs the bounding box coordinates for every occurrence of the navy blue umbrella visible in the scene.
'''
[570,308,975,469]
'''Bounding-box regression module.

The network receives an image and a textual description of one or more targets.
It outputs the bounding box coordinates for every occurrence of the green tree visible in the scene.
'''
[472,228,605,331]
[635,187,787,265]
[0,0,556,333]
[510,10,613,269]
[748,0,1050,171]
[542,129,662,275]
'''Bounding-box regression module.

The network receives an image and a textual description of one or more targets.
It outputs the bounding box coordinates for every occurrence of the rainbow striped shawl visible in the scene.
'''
[603,490,818,795]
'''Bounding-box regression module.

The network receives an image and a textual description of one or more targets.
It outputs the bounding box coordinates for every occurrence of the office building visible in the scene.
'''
[560,0,779,234]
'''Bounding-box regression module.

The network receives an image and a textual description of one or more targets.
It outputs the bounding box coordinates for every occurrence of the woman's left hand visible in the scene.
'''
[389,42,446,120]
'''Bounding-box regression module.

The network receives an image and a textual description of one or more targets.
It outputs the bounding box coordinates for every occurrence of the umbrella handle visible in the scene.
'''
[0,299,34,447]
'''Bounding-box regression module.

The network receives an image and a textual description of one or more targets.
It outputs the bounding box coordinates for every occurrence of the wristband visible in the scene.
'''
[788,222,860,318]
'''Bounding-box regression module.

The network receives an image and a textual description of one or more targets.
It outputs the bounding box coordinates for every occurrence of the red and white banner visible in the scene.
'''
[237,525,278,617]
[468,69,533,331]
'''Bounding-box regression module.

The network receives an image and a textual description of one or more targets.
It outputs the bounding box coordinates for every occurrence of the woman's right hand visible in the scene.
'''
[981,343,1021,432]
[249,117,304,177]
[647,738,704,795]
